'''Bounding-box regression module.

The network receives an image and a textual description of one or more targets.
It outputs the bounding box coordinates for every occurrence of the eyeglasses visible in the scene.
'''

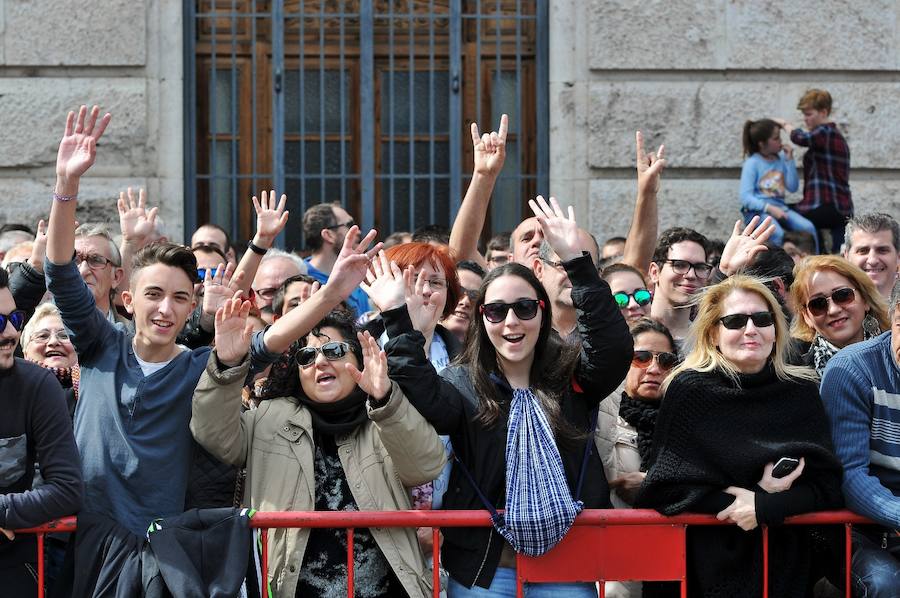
[325,220,356,231]
[297,341,352,368]
[197,267,218,279]
[30,329,71,343]
[719,311,775,330]
[614,289,652,308]
[632,350,678,370]
[460,287,479,301]
[805,287,856,317]
[487,254,509,265]
[0,310,26,332]
[480,299,545,323]
[661,259,712,279]
[540,258,564,269]
[254,287,278,300]
[75,253,115,269]
[422,277,446,290]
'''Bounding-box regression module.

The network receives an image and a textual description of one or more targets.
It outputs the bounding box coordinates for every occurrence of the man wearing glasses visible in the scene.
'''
[72,224,127,324]
[302,202,370,317]
[647,227,712,346]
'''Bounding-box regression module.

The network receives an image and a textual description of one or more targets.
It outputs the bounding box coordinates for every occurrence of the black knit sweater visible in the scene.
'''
[636,364,843,598]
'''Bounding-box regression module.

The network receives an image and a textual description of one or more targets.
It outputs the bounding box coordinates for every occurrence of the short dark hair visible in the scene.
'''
[412,224,451,246]
[601,262,648,287]
[845,212,900,253]
[272,273,317,316]
[192,243,227,263]
[487,232,512,253]
[629,317,676,355]
[651,227,709,265]
[0,266,8,289]
[744,243,795,289]
[131,243,199,285]
[782,231,816,255]
[310,309,363,366]
[0,224,35,236]
[302,204,338,252]
[457,260,486,279]
[196,223,232,253]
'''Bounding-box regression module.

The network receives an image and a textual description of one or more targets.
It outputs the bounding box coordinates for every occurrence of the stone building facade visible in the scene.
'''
[0,1,897,244]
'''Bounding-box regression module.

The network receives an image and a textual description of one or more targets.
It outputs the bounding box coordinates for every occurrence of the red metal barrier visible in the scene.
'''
[17,509,871,597]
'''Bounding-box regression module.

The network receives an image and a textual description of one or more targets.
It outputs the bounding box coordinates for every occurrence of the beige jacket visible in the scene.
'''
[190,352,447,598]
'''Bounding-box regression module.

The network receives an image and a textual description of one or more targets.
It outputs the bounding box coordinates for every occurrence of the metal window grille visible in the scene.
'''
[185,0,547,250]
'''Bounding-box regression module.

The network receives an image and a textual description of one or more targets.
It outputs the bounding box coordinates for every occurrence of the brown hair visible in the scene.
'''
[789,255,889,342]
[797,89,832,113]
[131,243,199,286]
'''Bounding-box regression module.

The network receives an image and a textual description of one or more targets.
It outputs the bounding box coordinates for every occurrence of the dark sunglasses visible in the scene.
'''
[719,311,775,330]
[614,289,652,308]
[297,341,351,368]
[461,288,479,301]
[632,350,678,370]
[480,299,545,323]
[197,267,218,279]
[805,287,856,317]
[0,310,26,332]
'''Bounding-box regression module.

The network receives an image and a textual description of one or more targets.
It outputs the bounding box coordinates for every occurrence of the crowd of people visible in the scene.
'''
[0,87,899,598]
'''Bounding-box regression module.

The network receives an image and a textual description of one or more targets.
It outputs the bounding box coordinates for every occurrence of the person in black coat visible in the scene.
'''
[381,197,632,596]
[636,274,844,598]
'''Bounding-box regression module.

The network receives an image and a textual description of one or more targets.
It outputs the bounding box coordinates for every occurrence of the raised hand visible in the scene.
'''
[214,293,254,367]
[782,143,794,160]
[472,114,508,178]
[636,131,666,196]
[324,226,382,303]
[28,219,48,272]
[360,251,406,312]
[56,105,112,183]
[118,187,159,246]
[202,261,245,319]
[404,267,441,336]
[717,487,758,531]
[528,195,580,261]
[346,331,391,401]
[718,215,777,276]
[252,190,289,246]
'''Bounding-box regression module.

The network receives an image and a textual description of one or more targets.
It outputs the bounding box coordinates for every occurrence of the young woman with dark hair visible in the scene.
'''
[378,197,632,596]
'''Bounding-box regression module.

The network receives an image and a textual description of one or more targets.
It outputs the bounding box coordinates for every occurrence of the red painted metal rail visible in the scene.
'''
[17,509,871,597]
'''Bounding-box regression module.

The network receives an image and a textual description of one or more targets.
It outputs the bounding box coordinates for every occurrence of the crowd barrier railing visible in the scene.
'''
[17,509,872,598]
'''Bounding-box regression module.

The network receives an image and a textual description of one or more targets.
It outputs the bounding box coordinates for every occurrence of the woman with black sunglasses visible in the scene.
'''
[636,275,843,598]
[789,255,890,375]
[190,226,448,598]
[381,197,632,596]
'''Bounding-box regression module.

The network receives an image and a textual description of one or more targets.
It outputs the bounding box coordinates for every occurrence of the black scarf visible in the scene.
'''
[296,386,369,435]
[617,392,659,467]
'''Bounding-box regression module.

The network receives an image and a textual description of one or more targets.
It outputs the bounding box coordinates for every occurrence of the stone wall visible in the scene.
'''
[0,0,184,240]
[550,0,900,246]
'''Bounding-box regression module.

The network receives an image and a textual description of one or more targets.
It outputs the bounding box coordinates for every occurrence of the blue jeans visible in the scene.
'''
[852,529,900,598]
[448,567,597,597]
[743,203,820,254]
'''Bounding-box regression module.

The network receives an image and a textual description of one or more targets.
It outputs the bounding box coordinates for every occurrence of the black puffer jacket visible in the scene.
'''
[384,254,632,589]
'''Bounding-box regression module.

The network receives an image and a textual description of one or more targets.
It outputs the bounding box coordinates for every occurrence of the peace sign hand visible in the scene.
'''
[57,105,112,182]
[472,114,508,178]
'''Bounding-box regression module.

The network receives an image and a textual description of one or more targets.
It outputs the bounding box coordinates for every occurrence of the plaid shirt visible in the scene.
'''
[790,122,853,216]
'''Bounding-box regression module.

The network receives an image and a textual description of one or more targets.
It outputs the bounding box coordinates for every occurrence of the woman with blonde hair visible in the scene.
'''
[637,275,843,598]
[789,254,889,374]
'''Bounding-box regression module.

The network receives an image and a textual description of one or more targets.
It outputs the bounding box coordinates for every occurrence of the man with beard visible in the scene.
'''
[302,203,369,317]
[0,266,82,594]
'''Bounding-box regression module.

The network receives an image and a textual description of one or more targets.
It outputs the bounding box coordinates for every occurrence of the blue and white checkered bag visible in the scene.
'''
[494,387,583,556]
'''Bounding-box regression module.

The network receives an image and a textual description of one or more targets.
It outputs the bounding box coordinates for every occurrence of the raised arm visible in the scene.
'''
[529,195,632,397]
[448,114,507,267]
[47,106,111,266]
[231,190,290,294]
[622,131,666,273]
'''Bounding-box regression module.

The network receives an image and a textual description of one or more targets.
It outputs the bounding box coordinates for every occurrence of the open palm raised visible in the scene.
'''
[57,105,111,181]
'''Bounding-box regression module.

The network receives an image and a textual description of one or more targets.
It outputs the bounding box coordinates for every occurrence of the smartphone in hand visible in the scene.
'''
[771,457,800,479]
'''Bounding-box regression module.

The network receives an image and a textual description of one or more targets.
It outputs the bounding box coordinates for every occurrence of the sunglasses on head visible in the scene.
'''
[805,287,856,317]
[0,310,26,332]
[719,311,775,330]
[614,289,652,308]
[480,299,545,323]
[297,341,351,368]
[632,350,678,370]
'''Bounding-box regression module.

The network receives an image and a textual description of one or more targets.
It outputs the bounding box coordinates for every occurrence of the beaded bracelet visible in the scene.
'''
[53,192,77,202]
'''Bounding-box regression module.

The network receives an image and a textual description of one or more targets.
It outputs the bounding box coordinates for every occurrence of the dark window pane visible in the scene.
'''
[491,70,518,134]
[285,69,351,134]
[285,140,347,174]
[380,141,449,173]
[379,70,450,134]
[211,69,234,134]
